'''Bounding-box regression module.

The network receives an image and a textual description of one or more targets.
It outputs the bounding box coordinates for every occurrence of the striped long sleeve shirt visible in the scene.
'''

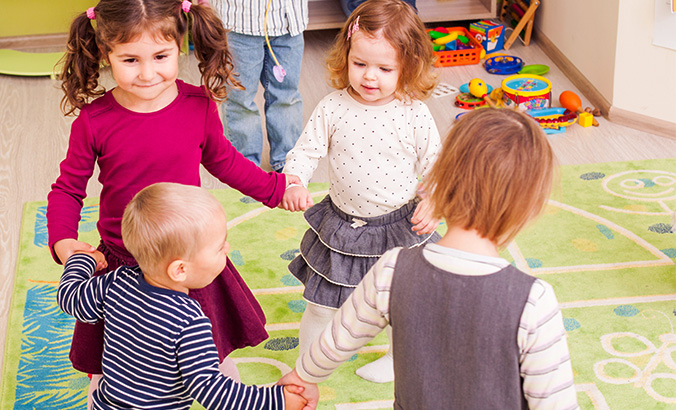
[212,0,308,37]
[296,244,580,410]
[58,254,285,410]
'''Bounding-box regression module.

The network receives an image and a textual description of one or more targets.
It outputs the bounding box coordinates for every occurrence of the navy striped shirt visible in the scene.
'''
[58,254,285,410]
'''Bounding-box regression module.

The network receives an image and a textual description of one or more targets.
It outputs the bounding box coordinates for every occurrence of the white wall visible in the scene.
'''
[535,0,676,125]
[535,0,619,102]
[614,0,676,123]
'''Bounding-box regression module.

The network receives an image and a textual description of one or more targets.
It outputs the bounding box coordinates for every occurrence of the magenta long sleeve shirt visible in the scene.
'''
[48,80,285,263]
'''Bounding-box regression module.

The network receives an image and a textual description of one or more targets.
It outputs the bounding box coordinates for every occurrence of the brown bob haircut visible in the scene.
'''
[427,108,557,248]
[325,0,437,101]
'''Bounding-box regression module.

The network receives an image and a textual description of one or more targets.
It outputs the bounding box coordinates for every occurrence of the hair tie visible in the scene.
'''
[86,7,96,20]
[181,0,192,13]
[347,16,360,40]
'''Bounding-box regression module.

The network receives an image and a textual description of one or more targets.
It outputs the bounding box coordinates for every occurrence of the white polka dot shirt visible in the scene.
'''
[284,90,441,218]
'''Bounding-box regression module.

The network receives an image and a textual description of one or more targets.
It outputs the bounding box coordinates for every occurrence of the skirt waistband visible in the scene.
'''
[327,196,420,227]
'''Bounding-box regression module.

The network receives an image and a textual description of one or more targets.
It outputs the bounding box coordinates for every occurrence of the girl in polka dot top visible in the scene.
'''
[281,0,441,384]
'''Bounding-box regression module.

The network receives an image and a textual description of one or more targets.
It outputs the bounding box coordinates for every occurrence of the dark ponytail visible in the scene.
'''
[59,12,105,116]
[187,3,242,102]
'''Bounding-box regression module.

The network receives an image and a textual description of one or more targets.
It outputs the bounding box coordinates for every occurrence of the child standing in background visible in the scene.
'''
[280,108,580,410]
[202,0,307,171]
[58,183,316,410]
[47,0,301,405]
[281,0,441,384]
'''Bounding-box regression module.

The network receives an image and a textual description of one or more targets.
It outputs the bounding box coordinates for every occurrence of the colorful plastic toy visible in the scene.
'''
[468,78,488,98]
[518,64,550,76]
[525,107,577,134]
[455,93,487,109]
[468,78,497,108]
[489,87,506,107]
[433,31,461,45]
[501,74,552,110]
[469,20,505,53]
[460,82,494,94]
[577,112,594,128]
[484,55,523,74]
[427,27,484,67]
[559,90,599,126]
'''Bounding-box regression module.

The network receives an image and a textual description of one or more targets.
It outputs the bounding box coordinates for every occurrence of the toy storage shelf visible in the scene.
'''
[307,0,497,30]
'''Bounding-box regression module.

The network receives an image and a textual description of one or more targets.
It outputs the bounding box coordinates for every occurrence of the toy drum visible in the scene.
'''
[501,74,552,110]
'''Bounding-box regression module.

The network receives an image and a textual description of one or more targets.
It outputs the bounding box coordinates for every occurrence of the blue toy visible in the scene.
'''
[484,55,523,75]
[460,82,494,94]
[525,107,578,134]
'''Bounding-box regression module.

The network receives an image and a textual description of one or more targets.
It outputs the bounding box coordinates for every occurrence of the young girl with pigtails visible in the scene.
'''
[48,0,302,405]
[281,0,442,384]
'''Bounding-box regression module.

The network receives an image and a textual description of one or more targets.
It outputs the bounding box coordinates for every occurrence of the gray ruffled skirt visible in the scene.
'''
[289,195,441,308]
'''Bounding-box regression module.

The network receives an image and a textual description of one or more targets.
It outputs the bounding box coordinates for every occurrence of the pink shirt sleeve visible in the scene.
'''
[47,110,97,264]
[199,98,286,208]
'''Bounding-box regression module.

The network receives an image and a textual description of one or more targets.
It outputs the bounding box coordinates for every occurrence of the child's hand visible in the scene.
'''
[411,197,440,235]
[73,249,109,272]
[285,174,303,188]
[282,385,310,410]
[278,368,319,409]
[54,239,102,266]
[281,186,314,212]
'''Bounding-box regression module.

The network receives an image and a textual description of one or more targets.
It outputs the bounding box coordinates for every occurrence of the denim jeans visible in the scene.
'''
[223,31,304,172]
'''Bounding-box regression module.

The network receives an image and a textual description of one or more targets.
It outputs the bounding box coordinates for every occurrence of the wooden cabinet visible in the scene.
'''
[307,0,497,30]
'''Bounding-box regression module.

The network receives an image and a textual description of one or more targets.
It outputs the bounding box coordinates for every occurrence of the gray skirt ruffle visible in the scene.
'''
[289,195,441,308]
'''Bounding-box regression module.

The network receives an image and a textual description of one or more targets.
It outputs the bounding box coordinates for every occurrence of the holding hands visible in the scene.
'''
[411,197,440,235]
[279,369,319,410]
[55,238,108,271]
[411,184,440,235]
[282,185,314,212]
[282,174,314,212]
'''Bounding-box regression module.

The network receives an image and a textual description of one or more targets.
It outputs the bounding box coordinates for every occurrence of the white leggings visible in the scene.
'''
[298,301,393,354]
[298,302,339,356]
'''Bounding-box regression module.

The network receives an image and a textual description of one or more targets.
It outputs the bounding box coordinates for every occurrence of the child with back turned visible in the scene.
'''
[47,0,301,404]
[280,108,580,409]
[58,183,316,410]
[280,0,441,383]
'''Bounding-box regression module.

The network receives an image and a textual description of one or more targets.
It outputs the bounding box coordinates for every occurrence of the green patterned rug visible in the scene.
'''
[3,159,676,409]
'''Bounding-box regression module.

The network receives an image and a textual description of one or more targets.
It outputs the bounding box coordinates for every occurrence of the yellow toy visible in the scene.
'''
[578,111,594,128]
[468,78,488,98]
[433,31,461,45]
[468,78,496,108]
[489,88,506,108]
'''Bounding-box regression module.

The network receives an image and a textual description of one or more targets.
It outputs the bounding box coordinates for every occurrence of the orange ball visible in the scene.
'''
[559,91,582,112]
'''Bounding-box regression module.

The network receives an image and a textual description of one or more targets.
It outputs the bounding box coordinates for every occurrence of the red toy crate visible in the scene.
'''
[428,27,484,67]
